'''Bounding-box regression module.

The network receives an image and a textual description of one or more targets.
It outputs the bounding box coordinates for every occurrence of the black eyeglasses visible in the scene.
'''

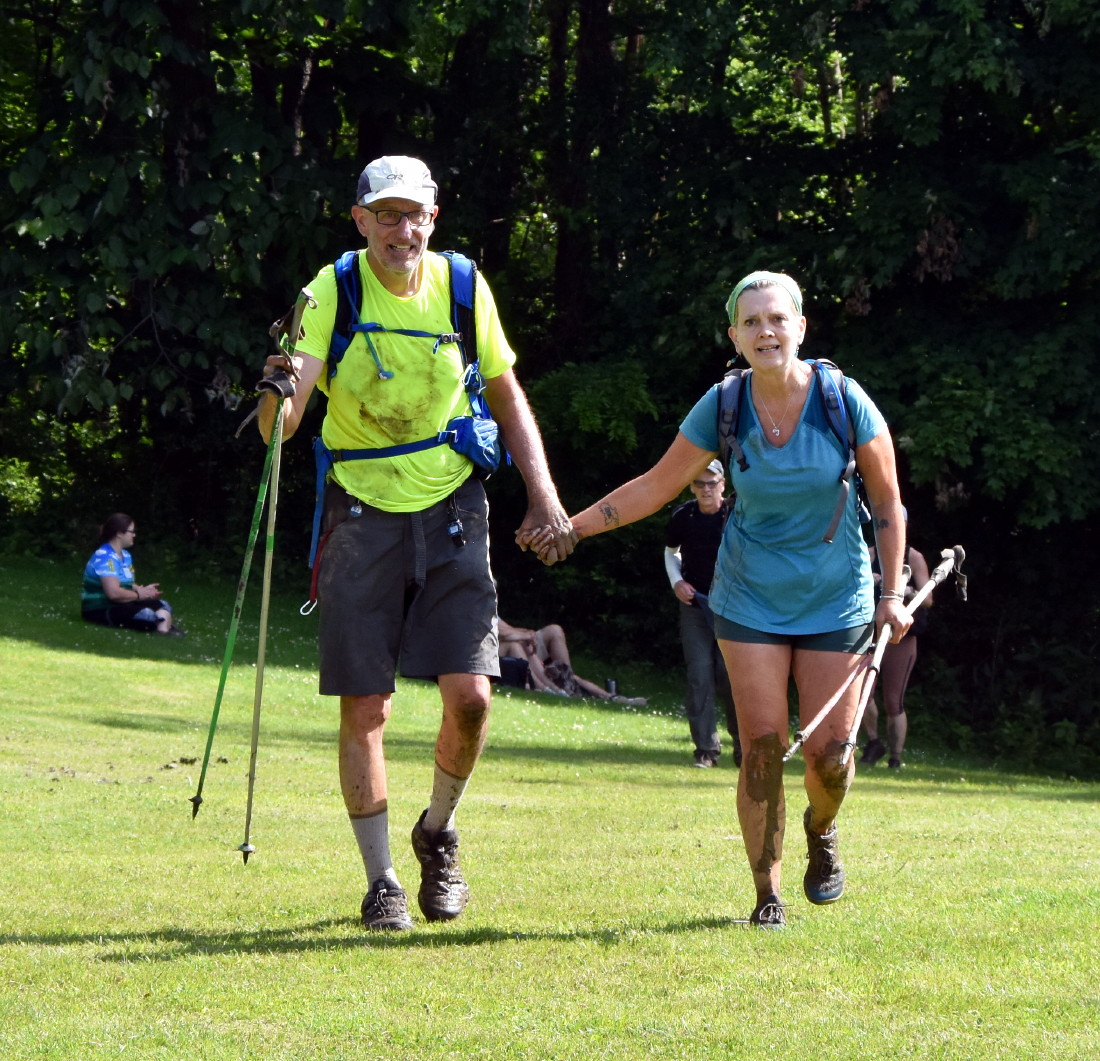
[692,480,722,490]
[363,207,434,227]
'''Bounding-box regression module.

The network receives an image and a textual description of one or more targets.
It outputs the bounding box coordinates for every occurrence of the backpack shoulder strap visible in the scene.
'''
[810,358,856,456]
[440,250,478,368]
[440,249,491,419]
[717,368,751,473]
[328,250,362,384]
[807,358,867,542]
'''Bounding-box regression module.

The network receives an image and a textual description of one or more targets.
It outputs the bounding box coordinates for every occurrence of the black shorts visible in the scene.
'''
[714,616,874,654]
[315,477,499,696]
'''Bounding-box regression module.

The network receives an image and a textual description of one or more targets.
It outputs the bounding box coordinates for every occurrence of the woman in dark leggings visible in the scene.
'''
[861,537,931,768]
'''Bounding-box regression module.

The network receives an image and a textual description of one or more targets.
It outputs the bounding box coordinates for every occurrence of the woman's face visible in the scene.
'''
[727,286,806,372]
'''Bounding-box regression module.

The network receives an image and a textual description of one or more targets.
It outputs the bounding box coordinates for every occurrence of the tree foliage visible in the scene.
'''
[2,0,1097,773]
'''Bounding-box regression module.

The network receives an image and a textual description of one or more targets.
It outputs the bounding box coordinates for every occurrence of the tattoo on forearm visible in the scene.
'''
[598,502,621,529]
[873,517,891,530]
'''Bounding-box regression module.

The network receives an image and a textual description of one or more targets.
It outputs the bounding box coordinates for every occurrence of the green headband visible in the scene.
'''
[725,271,803,323]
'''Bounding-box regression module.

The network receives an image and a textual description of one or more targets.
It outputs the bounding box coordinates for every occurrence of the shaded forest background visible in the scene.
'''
[2,0,1098,775]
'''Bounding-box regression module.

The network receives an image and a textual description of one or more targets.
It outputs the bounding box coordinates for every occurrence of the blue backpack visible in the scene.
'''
[308,249,501,567]
[716,358,867,543]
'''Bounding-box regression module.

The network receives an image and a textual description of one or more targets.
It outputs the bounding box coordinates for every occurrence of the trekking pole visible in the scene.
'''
[189,431,278,818]
[782,561,911,763]
[784,546,967,764]
[190,290,309,824]
[238,397,285,863]
[783,655,872,763]
[236,291,311,862]
[838,545,967,766]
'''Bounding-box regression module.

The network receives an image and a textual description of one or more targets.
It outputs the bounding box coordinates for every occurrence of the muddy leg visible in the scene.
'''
[739,732,787,898]
[794,649,863,832]
[719,640,793,902]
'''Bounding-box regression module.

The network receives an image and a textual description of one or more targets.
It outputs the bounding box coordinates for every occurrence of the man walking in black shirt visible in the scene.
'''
[664,460,741,768]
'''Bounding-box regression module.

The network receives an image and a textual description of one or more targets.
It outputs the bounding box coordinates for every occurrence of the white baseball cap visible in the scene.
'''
[355,155,438,208]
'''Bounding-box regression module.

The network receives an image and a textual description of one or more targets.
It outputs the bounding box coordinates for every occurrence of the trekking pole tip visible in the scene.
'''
[239,842,255,864]
[189,794,203,819]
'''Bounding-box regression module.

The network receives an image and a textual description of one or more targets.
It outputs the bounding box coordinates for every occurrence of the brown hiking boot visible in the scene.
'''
[803,807,846,905]
[410,810,470,921]
[360,877,414,931]
[749,894,787,929]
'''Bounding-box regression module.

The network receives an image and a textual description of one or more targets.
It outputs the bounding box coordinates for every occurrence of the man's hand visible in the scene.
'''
[257,352,302,398]
[673,580,696,605]
[515,497,577,566]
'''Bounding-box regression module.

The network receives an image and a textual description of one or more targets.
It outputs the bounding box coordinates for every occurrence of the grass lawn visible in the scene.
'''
[1,557,1098,1059]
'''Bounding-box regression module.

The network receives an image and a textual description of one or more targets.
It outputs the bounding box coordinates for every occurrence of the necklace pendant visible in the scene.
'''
[771,426,780,437]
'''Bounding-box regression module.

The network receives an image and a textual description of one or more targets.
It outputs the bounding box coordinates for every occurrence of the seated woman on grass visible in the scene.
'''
[81,513,183,636]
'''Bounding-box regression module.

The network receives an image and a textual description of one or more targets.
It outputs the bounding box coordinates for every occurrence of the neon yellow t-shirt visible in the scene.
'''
[296,250,517,512]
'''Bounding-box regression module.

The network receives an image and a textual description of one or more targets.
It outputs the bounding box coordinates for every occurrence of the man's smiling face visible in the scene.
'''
[352,197,438,293]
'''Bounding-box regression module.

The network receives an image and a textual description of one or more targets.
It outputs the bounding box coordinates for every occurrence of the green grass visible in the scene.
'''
[2,557,1098,1059]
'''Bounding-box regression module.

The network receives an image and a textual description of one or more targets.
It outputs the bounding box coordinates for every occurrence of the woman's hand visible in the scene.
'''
[875,596,912,644]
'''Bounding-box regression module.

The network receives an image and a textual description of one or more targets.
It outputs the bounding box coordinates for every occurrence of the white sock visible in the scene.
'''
[350,808,398,886]
[422,763,471,834]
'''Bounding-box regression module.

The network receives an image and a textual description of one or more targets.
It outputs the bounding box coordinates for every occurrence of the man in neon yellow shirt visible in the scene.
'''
[258,156,574,930]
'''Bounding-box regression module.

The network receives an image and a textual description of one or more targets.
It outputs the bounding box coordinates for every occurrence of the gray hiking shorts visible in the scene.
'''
[316,477,500,696]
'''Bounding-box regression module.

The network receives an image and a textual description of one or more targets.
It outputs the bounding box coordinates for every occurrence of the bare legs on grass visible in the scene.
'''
[720,641,862,924]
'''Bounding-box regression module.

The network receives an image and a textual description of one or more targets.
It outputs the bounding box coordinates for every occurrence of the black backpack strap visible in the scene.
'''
[717,368,751,473]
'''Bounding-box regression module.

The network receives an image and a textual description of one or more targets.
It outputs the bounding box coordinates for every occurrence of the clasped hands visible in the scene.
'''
[515,500,578,567]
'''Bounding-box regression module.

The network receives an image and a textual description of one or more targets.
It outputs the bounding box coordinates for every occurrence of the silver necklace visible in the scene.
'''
[758,387,798,437]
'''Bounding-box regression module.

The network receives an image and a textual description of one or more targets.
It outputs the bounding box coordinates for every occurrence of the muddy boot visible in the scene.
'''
[803,807,846,905]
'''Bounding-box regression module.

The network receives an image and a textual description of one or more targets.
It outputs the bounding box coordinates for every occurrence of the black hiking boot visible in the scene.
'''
[360,877,414,931]
[749,894,787,929]
[803,807,846,905]
[411,810,469,922]
[860,737,887,767]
